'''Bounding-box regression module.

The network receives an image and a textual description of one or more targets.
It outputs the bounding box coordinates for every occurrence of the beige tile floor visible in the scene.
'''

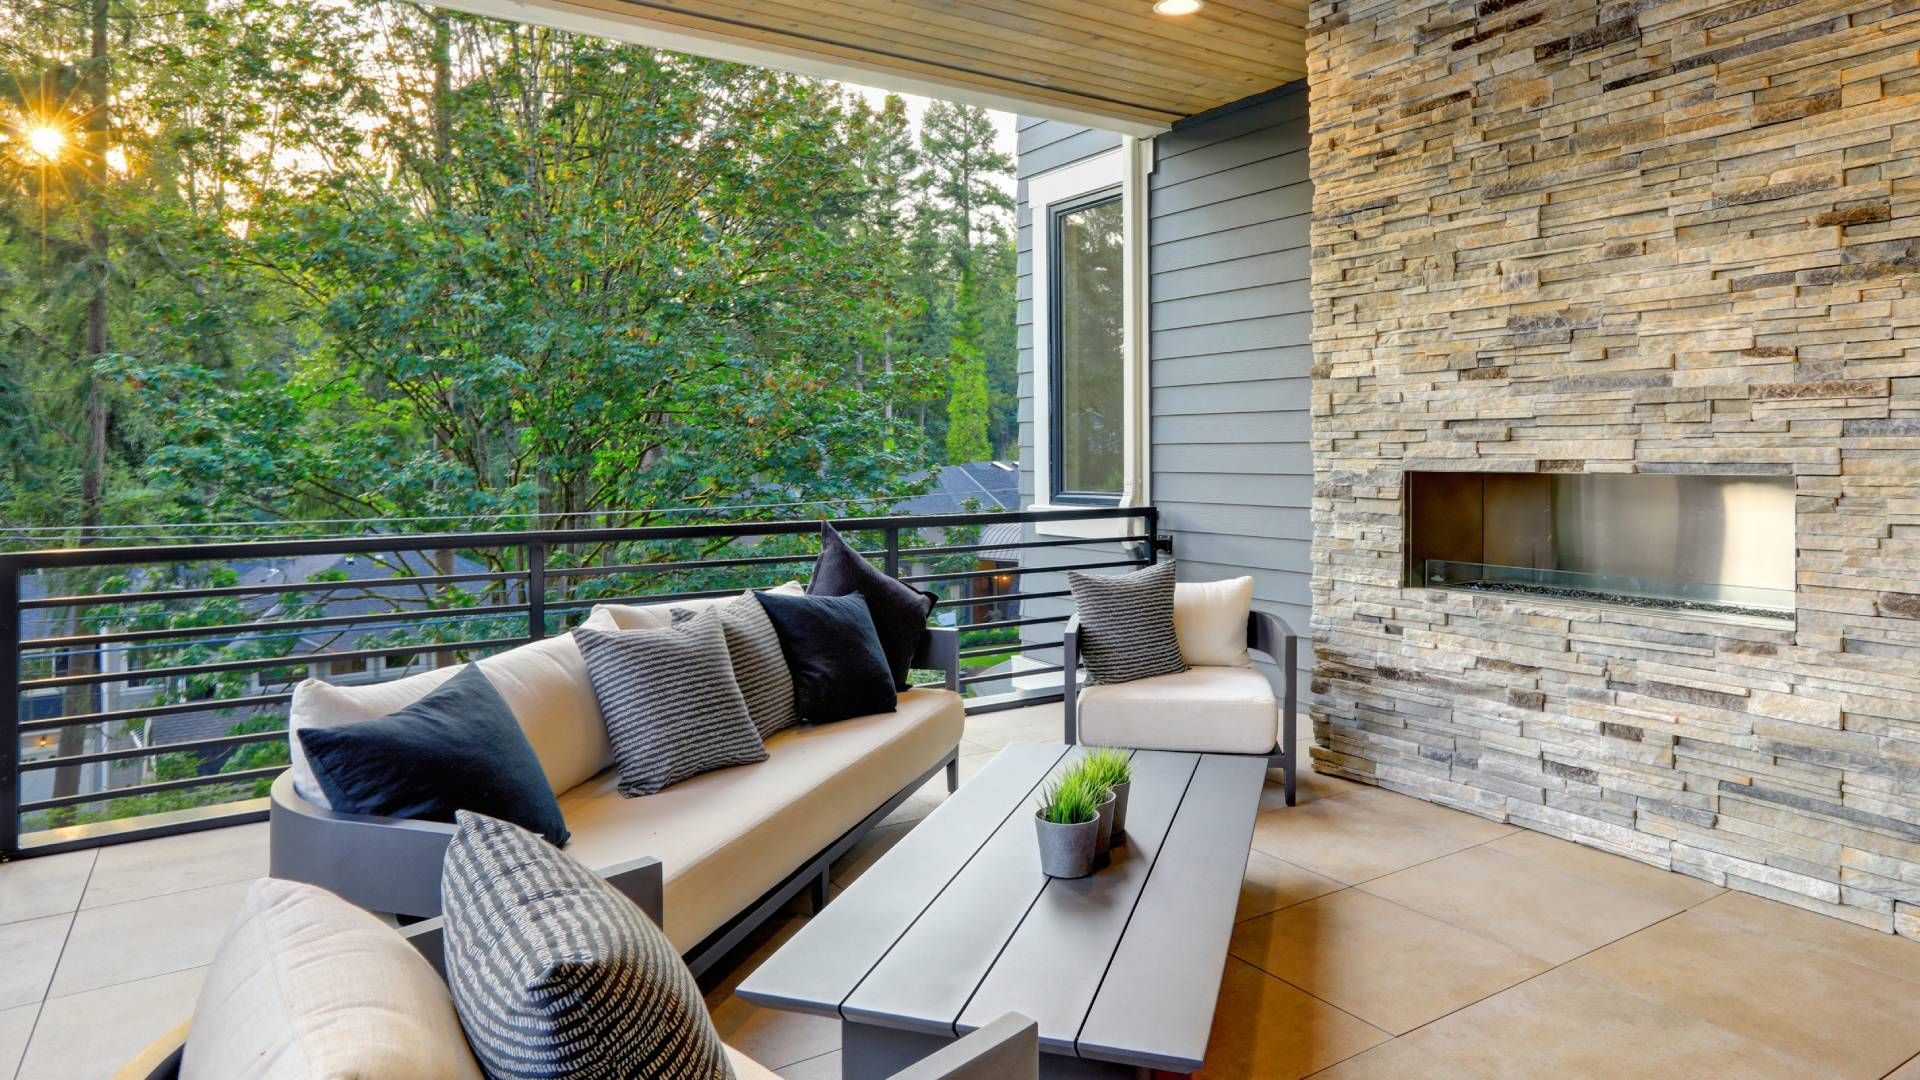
[5,703,1920,1079]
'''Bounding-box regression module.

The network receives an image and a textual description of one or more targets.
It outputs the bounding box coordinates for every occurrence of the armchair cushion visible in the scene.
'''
[1174,577,1254,668]
[807,523,937,689]
[441,812,735,1080]
[1076,666,1278,755]
[297,664,570,847]
[180,878,482,1080]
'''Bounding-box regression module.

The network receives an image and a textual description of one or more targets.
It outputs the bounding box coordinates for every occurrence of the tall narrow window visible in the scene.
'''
[1049,192,1125,503]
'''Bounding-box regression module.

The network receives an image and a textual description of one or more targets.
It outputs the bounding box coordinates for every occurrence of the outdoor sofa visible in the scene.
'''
[269,587,965,976]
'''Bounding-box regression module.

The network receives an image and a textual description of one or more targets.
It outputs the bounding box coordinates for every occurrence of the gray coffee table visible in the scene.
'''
[737,741,1267,1078]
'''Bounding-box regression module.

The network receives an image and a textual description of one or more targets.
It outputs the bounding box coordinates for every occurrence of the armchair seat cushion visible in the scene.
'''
[1076,666,1278,755]
[556,688,964,951]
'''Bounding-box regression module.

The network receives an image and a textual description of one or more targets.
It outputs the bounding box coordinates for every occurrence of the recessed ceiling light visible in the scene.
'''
[1153,0,1202,14]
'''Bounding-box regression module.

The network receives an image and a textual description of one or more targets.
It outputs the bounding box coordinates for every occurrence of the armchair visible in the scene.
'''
[1062,608,1299,805]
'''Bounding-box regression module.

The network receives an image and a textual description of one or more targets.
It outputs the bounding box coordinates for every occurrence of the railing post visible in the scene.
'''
[527,541,547,641]
[1,559,20,858]
[883,527,901,579]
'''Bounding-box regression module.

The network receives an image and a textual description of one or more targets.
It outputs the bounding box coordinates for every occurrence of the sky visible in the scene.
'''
[843,81,1020,197]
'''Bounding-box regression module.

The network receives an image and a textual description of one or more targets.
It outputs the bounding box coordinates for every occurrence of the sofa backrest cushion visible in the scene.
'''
[297,665,570,847]
[288,631,613,809]
[180,877,483,1080]
[582,580,804,632]
[1173,577,1255,668]
[441,812,736,1080]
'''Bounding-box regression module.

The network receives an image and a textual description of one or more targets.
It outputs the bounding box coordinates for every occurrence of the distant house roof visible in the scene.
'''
[892,461,1020,517]
[976,523,1025,563]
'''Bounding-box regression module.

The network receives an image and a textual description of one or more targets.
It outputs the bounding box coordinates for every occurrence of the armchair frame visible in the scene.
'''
[1061,609,1299,805]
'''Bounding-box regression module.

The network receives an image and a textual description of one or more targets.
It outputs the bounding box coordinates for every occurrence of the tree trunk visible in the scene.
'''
[55,0,114,802]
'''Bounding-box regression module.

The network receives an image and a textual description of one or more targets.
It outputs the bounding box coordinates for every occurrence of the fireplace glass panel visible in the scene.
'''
[1406,472,1795,625]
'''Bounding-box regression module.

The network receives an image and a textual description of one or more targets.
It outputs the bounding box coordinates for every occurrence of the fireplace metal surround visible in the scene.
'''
[1405,472,1795,625]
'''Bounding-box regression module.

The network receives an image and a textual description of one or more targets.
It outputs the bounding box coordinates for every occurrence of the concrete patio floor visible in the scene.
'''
[4,701,1919,1079]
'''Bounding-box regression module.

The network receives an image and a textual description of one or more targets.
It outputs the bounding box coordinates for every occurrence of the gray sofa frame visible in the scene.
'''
[270,627,963,979]
[116,855,1037,1080]
[1062,609,1299,806]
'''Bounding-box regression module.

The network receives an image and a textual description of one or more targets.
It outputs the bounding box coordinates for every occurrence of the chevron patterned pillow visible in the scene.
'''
[575,610,767,797]
[440,812,736,1080]
[1068,560,1188,685]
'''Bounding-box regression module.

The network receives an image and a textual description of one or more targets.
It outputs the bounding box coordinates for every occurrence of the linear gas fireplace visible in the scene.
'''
[1405,472,1795,626]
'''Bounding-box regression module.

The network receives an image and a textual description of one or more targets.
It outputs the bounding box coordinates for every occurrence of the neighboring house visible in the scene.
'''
[889,461,1020,517]
[1012,85,1314,692]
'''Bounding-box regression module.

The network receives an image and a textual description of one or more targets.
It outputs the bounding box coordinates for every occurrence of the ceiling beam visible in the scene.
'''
[430,0,1178,136]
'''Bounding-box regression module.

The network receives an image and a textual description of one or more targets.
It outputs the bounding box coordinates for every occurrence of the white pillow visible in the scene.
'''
[181,878,483,1080]
[581,581,804,631]
[288,632,612,807]
[1173,578,1255,668]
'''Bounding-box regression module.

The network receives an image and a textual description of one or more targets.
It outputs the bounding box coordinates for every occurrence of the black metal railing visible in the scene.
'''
[0,505,1157,858]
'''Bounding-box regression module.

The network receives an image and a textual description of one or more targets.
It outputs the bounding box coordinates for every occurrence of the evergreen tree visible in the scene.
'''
[944,269,992,465]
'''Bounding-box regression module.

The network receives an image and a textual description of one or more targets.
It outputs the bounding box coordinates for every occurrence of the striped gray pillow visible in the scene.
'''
[672,592,797,741]
[575,611,767,797]
[1068,561,1188,685]
[441,812,736,1080]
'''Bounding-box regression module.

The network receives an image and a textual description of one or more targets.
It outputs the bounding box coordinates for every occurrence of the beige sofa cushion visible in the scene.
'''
[1077,666,1277,755]
[181,878,482,1080]
[1173,578,1254,668]
[581,581,803,631]
[558,688,964,951]
[288,633,612,808]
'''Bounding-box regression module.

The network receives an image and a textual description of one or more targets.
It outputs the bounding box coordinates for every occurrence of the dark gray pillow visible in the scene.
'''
[753,590,897,723]
[1068,560,1187,685]
[807,522,936,689]
[441,811,736,1080]
[672,592,797,741]
[575,611,767,797]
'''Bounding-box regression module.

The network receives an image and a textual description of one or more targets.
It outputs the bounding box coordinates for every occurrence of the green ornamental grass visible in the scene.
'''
[1038,772,1102,825]
[1080,747,1132,793]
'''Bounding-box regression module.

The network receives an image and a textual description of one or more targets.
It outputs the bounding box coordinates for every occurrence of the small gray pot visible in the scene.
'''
[1093,789,1118,860]
[1034,809,1098,879]
[1109,780,1131,842]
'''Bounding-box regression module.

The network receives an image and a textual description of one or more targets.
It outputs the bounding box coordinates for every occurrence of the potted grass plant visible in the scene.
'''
[1083,748,1134,842]
[1034,772,1102,879]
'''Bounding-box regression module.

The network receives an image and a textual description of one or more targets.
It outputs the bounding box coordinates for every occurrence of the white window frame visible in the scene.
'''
[1027,137,1153,538]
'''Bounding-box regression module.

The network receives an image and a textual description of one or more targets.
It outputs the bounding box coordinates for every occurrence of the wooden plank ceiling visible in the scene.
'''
[443,0,1307,133]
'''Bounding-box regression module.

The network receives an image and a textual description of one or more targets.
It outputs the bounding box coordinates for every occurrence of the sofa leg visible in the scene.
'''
[1284,753,1297,807]
[809,868,830,915]
[945,756,960,794]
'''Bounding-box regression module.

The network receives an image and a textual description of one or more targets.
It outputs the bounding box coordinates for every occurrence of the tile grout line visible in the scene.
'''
[14,851,98,1080]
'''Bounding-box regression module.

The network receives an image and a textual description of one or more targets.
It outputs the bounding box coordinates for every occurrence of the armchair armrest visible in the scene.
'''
[913,626,961,692]
[396,855,662,980]
[890,1013,1038,1080]
[1061,614,1082,745]
[1247,609,1300,767]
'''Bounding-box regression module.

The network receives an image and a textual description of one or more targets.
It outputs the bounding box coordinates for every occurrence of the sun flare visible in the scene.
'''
[22,124,67,164]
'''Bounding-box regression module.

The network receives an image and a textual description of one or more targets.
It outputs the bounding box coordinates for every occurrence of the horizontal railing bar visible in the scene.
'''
[900,559,1145,585]
[0,507,1150,571]
[23,636,530,690]
[20,693,296,733]
[909,534,1150,558]
[960,663,1062,687]
[952,614,1070,633]
[20,765,287,812]
[546,586,750,614]
[545,550,844,581]
[22,603,531,652]
[933,589,1067,609]
[19,730,286,772]
[19,570,525,611]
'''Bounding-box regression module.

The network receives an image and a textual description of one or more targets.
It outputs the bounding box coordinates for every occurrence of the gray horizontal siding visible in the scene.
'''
[1014,83,1314,689]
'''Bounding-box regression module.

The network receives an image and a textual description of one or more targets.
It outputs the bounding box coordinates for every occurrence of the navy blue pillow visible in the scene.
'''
[296,664,570,847]
[753,590,897,723]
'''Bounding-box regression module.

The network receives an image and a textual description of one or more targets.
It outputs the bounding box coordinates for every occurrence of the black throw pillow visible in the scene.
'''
[807,522,936,689]
[295,665,569,847]
[754,590,897,723]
